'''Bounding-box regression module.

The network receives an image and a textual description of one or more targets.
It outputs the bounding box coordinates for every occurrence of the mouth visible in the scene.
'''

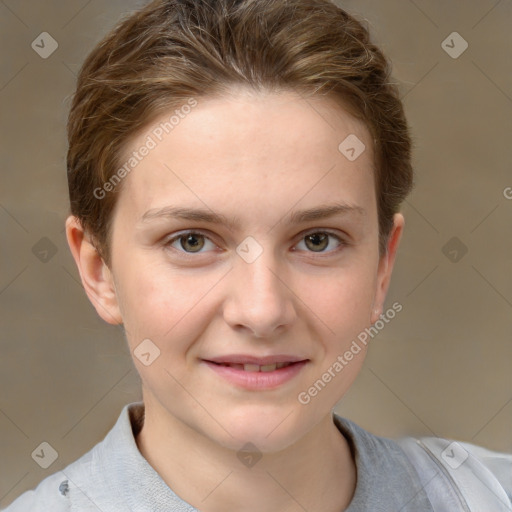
[201,356,309,390]
[207,361,297,372]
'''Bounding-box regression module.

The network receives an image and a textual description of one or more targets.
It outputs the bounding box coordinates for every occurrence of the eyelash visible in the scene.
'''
[163,229,347,259]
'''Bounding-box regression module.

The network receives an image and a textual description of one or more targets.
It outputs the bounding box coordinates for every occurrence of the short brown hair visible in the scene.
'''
[67,0,414,267]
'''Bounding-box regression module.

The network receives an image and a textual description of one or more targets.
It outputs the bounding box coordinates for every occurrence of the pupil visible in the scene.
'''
[183,234,203,252]
[307,233,328,252]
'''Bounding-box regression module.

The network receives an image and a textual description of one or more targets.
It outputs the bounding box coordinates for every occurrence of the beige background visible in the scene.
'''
[1,0,511,506]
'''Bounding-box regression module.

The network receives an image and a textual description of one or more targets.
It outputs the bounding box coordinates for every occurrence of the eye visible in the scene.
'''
[294,230,345,255]
[165,231,216,254]
[164,229,346,257]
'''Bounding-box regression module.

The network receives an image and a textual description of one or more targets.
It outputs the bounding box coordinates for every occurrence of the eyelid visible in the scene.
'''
[163,228,348,257]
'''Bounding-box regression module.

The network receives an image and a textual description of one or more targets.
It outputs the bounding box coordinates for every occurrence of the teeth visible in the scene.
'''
[219,362,293,371]
[243,364,260,372]
[227,363,244,370]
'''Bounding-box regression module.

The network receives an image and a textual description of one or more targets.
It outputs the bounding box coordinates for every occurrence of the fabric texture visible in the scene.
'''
[2,401,510,511]
[397,435,512,511]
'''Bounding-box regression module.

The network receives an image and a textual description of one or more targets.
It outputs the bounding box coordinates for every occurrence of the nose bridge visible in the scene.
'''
[244,250,282,297]
[224,239,295,336]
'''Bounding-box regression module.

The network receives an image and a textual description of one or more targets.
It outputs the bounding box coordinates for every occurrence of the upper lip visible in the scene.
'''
[203,354,309,365]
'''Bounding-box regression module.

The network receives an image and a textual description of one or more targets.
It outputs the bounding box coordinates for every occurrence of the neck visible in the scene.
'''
[135,398,356,512]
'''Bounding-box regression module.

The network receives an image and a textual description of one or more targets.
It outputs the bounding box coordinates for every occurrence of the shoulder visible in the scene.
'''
[334,413,512,511]
[446,438,512,503]
[397,434,512,511]
[1,442,98,512]
[1,469,72,512]
[1,402,140,512]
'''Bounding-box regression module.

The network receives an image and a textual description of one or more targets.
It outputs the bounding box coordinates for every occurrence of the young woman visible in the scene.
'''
[4,1,511,510]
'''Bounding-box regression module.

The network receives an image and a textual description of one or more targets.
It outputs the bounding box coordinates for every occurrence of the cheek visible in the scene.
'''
[304,266,377,332]
[118,263,217,345]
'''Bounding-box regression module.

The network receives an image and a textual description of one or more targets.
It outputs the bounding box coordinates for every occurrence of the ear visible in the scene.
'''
[370,213,405,324]
[65,215,122,325]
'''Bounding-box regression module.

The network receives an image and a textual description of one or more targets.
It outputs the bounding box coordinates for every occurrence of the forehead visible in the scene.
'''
[115,90,376,227]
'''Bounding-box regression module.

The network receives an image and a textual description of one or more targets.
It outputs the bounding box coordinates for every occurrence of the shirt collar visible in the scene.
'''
[76,401,432,511]
[333,413,433,511]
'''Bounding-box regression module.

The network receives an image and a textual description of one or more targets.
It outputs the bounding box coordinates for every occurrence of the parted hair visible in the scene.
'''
[67,0,414,267]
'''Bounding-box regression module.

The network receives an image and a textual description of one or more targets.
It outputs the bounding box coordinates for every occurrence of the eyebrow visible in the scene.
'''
[140,202,365,229]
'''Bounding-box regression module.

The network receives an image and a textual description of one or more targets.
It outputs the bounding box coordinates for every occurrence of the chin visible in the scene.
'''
[210,407,305,453]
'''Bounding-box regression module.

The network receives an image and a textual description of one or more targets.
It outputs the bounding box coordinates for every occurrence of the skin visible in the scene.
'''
[66,89,404,512]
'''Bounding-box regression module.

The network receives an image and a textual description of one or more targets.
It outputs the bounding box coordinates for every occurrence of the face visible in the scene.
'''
[69,90,403,453]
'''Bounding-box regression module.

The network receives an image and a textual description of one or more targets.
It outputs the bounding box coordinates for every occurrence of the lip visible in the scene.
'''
[202,357,309,390]
[204,354,308,365]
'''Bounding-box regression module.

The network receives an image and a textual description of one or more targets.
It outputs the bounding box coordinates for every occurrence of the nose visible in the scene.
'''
[222,247,297,339]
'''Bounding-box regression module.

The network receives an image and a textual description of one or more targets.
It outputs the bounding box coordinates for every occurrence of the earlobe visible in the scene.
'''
[370,213,405,325]
[65,216,123,325]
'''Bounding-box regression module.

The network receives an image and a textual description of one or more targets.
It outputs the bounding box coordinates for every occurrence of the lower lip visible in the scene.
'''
[202,360,309,390]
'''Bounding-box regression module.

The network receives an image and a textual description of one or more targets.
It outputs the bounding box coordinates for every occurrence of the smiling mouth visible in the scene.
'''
[208,361,296,372]
[202,359,309,389]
